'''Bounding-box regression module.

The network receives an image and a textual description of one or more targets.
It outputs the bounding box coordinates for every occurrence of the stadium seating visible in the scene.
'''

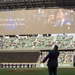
[0,34,75,50]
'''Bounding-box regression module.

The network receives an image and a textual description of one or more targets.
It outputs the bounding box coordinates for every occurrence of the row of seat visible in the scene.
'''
[0,35,75,50]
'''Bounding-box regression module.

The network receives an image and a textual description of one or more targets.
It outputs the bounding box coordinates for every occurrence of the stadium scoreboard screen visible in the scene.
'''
[0,8,75,35]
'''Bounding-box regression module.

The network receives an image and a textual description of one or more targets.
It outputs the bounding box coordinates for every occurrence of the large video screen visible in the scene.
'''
[0,8,75,35]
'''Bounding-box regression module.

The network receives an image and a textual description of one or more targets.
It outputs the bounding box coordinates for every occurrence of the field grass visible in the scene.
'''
[0,68,75,75]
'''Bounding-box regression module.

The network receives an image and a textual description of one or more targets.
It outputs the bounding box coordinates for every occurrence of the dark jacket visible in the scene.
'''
[43,50,60,67]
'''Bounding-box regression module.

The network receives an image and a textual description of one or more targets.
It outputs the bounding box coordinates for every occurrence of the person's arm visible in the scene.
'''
[42,53,50,63]
[58,51,60,57]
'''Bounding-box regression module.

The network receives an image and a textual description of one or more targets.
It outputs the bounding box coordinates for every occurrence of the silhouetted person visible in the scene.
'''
[73,54,75,67]
[42,45,60,75]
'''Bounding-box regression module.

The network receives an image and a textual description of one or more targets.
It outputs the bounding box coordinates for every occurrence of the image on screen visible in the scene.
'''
[0,8,75,35]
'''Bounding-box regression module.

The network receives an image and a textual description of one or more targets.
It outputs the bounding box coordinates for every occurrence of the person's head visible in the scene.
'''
[53,45,58,50]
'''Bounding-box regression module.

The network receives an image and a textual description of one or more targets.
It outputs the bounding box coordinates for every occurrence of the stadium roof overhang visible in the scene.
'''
[0,0,75,11]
